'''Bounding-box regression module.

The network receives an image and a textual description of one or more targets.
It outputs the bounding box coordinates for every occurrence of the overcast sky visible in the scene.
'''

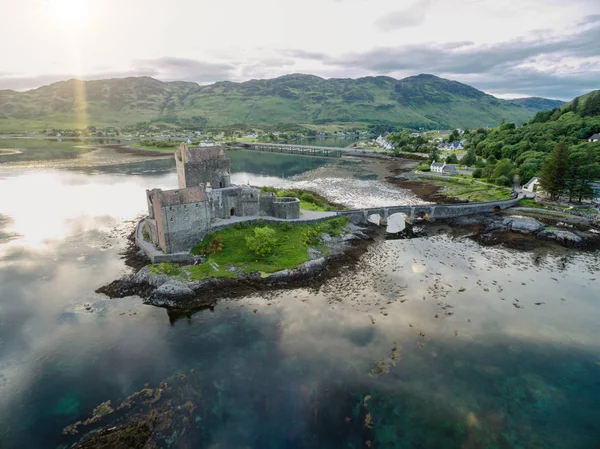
[1,0,599,99]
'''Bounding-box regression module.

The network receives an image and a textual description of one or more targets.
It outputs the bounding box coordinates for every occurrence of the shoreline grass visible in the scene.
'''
[416,175,511,202]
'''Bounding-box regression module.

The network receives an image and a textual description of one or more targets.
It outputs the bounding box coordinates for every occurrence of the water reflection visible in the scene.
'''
[1,152,599,448]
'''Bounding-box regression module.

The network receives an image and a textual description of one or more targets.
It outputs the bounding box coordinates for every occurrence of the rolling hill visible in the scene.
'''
[507,97,565,113]
[0,74,562,132]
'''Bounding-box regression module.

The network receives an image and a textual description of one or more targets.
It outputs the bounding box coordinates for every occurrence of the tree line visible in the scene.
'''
[539,142,599,202]
[462,90,600,199]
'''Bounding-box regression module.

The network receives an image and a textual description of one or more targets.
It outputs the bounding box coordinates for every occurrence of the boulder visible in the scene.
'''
[132,266,170,287]
[265,269,292,282]
[308,247,323,260]
[151,280,194,302]
[296,257,327,277]
[537,230,583,246]
[505,217,545,234]
[339,233,359,242]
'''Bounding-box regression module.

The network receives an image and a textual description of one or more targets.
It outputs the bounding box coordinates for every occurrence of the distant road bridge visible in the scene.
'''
[237,142,346,158]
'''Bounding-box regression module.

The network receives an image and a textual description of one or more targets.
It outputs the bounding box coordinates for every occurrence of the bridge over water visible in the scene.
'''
[336,197,521,224]
[237,142,347,158]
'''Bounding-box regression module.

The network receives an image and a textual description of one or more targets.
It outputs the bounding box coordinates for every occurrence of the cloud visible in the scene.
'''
[2,12,600,100]
[0,58,235,91]
[130,57,235,83]
[279,19,600,99]
[375,0,432,31]
[0,74,79,91]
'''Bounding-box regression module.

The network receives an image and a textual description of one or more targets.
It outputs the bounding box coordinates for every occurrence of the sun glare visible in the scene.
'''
[48,0,89,27]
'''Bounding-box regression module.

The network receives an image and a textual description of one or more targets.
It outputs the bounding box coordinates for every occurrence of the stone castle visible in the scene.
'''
[143,144,300,254]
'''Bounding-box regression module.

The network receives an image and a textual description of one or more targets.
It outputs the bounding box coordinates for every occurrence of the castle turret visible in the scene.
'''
[175,144,231,189]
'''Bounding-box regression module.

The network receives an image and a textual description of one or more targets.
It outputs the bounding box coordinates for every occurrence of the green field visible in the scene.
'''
[148,218,350,280]
[418,176,511,202]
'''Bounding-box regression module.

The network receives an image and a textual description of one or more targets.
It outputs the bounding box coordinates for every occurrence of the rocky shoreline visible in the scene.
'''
[97,225,378,310]
[450,213,600,250]
[98,210,599,310]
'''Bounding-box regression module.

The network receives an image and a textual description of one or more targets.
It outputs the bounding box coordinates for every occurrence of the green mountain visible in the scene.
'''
[0,74,559,132]
[507,97,565,114]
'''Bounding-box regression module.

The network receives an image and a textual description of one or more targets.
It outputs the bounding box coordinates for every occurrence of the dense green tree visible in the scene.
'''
[493,159,516,184]
[245,227,278,257]
[496,175,511,186]
[448,129,460,142]
[581,92,600,117]
[461,148,477,167]
[429,147,440,163]
[571,96,580,114]
[565,147,600,202]
[539,142,570,200]
[483,160,496,181]
[518,160,543,186]
[445,154,459,164]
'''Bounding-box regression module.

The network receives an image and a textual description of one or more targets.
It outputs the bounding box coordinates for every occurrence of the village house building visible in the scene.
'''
[588,133,600,143]
[143,144,301,254]
[430,162,446,173]
[522,177,542,193]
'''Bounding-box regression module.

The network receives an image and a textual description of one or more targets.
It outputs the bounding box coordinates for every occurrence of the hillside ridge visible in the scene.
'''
[0,73,568,131]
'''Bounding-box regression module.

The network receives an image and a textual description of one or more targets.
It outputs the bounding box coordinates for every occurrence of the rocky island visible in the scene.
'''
[98,143,600,310]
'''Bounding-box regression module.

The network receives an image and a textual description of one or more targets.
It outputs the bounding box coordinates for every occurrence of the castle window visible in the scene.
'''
[251,194,254,198]
[196,203,199,207]
[169,206,173,212]
[184,205,187,210]
[170,217,174,222]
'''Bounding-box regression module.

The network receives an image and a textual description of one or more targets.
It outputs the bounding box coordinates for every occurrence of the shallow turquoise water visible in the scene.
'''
[0,152,599,448]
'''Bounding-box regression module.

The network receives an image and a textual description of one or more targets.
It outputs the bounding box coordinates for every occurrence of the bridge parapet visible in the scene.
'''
[336,197,520,224]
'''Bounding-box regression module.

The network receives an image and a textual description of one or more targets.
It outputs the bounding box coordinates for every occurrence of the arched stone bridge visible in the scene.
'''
[336,197,521,224]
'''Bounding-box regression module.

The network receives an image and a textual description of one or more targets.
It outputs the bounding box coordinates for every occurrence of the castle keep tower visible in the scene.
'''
[175,144,231,189]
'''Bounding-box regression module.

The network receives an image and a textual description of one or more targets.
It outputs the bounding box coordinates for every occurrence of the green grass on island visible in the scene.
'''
[517,199,599,216]
[260,186,343,212]
[149,217,350,281]
[417,175,512,202]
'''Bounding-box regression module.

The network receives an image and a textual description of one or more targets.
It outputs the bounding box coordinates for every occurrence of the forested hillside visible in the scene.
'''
[507,97,565,113]
[463,90,600,201]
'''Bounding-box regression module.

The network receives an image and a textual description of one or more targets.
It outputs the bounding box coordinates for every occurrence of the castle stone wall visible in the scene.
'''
[184,158,230,189]
[160,201,211,253]
[272,198,301,219]
[259,193,275,216]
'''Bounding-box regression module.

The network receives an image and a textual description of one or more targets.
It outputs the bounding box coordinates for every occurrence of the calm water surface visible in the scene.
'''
[0,148,599,448]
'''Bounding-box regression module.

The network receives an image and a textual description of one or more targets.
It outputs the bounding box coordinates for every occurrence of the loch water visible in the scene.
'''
[0,143,599,448]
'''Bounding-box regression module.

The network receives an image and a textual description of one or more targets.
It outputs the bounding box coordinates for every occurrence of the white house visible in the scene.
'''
[523,177,541,193]
[199,140,216,147]
[588,134,600,143]
[375,135,394,151]
[431,162,446,173]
